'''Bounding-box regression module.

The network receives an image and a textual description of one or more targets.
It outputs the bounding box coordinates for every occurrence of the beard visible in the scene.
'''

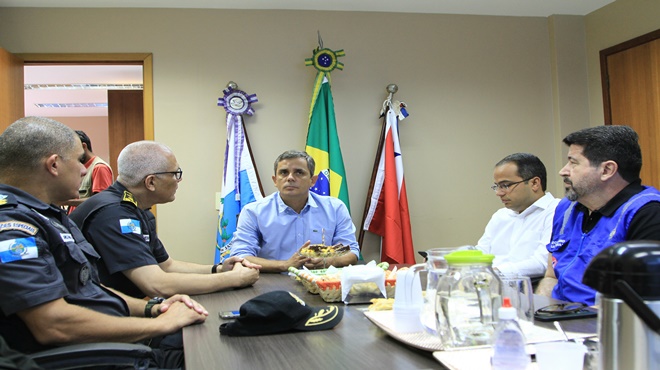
[563,177,579,201]
[563,177,599,202]
[565,187,578,201]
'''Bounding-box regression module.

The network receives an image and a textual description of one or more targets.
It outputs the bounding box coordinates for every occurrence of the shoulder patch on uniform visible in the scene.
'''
[122,191,138,207]
[0,193,17,207]
[119,219,141,234]
[0,237,38,263]
[0,221,39,235]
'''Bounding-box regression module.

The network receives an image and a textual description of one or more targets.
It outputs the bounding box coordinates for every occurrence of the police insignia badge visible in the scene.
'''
[79,265,91,285]
[122,191,138,207]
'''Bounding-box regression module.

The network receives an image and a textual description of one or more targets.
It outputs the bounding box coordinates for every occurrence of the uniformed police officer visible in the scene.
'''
[0,116,208,368]
[70,140,260,299]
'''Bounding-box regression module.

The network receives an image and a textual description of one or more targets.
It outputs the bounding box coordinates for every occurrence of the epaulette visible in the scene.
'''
[0,193,18,208]
[121,190,138,208]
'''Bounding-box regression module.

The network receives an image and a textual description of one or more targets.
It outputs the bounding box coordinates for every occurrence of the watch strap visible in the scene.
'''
[145,297,164,318]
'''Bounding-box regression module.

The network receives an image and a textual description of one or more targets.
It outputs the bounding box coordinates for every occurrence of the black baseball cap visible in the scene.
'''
[219,290,343,336]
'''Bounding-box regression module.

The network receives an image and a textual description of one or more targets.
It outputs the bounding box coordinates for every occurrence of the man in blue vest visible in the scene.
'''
[536,125,660,305]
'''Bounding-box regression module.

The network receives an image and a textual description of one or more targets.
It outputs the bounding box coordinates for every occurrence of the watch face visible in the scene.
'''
[229,96,245,110]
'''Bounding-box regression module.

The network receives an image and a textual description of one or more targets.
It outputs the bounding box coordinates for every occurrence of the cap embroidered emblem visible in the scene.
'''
[305,306,340,327]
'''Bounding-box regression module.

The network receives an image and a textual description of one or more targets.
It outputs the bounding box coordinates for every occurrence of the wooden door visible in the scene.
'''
[601,29,660,188]
[0,47,24,131]
[108,90,144,176]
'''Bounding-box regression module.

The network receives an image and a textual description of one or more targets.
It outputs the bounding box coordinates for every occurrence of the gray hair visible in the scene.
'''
[0,116,78,173]
[273,150,315,175]
[117,141,173,187]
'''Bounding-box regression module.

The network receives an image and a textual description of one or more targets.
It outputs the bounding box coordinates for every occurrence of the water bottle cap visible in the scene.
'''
[498,297,517,320]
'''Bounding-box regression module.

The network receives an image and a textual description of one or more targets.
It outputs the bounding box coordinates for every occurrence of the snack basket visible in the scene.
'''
[288,267,342,294]
[315,273,398,303]
[316,278,397,303]
[315,280,342,302]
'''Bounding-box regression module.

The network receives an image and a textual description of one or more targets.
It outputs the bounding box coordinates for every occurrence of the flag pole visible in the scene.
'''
[357,84,398,248]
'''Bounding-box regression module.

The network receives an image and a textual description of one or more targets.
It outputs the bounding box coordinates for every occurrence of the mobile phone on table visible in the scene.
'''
[533,303,597,322]
[219,310,240,319]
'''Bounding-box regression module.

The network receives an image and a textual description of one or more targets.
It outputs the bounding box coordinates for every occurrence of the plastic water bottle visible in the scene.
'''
[491,297,530,370]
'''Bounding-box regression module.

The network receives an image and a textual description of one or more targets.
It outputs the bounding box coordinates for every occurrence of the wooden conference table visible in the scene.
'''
[182,273,596,370]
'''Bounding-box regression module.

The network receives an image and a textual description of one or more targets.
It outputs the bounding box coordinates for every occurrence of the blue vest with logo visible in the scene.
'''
[547,187,660,305]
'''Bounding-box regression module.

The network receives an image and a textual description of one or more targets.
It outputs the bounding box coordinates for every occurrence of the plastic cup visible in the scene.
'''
[535,342,587,370]
[393,305,423,333]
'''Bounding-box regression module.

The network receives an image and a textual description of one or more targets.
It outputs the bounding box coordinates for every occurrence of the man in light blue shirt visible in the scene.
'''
[230,150,360,272]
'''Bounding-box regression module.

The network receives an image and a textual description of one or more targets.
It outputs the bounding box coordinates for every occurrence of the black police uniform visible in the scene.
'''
[0,184,128,353]
[0,184,184,369]
[70,182,169,298]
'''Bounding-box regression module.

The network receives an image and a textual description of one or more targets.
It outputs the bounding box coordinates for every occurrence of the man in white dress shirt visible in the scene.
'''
[476,153,560,277]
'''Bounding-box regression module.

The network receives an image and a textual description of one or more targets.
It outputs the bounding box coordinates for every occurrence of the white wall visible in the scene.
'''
[0,7,614,264]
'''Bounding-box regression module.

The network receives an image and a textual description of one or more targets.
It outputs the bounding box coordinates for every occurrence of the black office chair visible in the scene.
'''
[28,342,153,370]
[0,335,153,370]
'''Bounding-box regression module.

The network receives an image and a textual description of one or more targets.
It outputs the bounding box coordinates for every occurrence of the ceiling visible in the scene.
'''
[24,65,143,118]
[14,0,614,117]
[0,0,615,17]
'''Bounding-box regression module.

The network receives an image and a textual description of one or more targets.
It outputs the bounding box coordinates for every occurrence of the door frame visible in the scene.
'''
[600,29,660,124]
[16,53,154,141]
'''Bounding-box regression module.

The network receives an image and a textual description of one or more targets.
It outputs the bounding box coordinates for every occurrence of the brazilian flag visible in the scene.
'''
[304,47,350,213]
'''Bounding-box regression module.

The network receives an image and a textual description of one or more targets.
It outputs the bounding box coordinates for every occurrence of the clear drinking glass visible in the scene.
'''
[500,275,534,324]
[419,247,454,335]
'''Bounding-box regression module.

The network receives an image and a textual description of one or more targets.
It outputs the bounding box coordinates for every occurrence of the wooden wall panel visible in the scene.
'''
[0,47,24,131]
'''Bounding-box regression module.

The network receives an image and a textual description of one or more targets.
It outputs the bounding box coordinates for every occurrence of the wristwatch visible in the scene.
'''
[145,297,165,318]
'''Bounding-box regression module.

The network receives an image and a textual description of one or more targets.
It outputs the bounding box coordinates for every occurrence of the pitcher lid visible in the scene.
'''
[445,250,495,265]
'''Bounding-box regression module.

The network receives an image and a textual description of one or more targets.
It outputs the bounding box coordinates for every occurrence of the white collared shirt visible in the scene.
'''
[475,192,560,277]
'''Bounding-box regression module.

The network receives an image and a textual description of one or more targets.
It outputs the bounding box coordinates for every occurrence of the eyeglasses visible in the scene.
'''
[490,178,533,192]
[151,168,183,181]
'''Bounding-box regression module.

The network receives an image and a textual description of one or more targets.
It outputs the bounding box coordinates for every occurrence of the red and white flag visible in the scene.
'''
[363,104,415,264]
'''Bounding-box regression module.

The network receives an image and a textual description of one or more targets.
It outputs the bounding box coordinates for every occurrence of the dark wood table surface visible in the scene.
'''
[183,273,597,370]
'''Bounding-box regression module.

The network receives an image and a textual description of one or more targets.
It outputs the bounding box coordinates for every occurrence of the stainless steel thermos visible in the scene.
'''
[583,240,660,370]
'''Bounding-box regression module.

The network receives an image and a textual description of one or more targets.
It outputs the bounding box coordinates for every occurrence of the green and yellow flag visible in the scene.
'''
[304,46,350,212]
